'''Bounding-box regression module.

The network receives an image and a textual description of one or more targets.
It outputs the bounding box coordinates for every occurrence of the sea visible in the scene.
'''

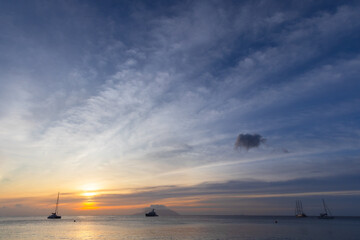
[1,215,360,240]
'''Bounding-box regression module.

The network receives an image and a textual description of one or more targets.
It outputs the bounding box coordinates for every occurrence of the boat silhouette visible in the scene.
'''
[145,209,158,217]
[48,192,61,219]
[319,199,334,219]
[295,200,307,218]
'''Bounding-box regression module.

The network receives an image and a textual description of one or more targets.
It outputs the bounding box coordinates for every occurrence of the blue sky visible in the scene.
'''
[0,0,360,216]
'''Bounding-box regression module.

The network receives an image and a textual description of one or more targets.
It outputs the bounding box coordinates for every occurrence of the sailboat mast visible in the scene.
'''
[55,192,60,214]
[323,199,332,216]
[296,200,299,214]
[322,199,326,214]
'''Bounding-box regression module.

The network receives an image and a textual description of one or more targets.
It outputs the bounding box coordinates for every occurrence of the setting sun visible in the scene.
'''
[79,183,101,197]
[82,192,97,197]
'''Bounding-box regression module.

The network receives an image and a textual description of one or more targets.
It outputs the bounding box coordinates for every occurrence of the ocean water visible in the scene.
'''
[0,215,359,240]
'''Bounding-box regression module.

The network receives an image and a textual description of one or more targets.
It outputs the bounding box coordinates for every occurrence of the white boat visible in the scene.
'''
[319,199,334,219]
[295,200,307,217]
[48,192,61,219]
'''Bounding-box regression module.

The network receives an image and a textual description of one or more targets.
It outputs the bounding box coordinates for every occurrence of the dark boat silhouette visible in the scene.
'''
[319,199,334,219]
[48,192,61,219]
[295,200,307,218]
[145,209,158,217]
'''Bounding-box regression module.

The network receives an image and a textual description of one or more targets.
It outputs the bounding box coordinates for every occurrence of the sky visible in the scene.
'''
[0,0,360,216]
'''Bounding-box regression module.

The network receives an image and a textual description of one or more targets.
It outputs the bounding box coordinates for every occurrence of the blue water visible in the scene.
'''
[0,215,360,240]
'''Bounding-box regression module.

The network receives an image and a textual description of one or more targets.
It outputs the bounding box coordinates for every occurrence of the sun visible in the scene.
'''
[82,192,97,197]
[80,183,100,197]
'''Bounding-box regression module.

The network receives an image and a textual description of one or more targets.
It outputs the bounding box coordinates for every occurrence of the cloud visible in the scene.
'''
[110,174,360,201]
[234,133,266,150]
[147,144,193,159]
[1,174,360,216]
[65,174,360,214]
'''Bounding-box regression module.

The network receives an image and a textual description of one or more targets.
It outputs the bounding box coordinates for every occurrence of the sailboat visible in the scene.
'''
[319,199,334,219]
[295,200,307,217]
[48,192,61,219]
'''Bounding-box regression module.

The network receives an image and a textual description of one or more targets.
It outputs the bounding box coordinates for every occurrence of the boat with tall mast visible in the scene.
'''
[48,192,61,219]
[319,199,334,219]
[295,200,307,217]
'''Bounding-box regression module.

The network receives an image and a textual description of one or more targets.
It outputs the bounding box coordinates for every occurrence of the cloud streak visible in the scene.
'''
[2,174,360,215]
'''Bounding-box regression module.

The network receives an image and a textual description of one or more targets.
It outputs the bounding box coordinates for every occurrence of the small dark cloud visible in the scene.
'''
[271,148,290,154]
[282,148,289,153]
[15,204,23,208]
[234,133,266,150]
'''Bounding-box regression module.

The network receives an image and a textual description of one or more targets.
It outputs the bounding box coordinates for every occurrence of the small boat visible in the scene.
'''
[319,199,334,219]
[295,200,307,218]
[48,192,61,219]
[145,209,158,217]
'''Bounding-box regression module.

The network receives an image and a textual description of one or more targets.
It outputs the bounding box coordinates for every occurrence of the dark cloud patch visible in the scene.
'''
[282,148,289,153]
[234,133,266,150]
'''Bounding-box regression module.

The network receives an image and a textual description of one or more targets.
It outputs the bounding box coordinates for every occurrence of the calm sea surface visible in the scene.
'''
[1,215,359,240]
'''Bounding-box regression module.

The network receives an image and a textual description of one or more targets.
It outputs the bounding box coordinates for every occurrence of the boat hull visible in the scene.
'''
[48,213,61,219]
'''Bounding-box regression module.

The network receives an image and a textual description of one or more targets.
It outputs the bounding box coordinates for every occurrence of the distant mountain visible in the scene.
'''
[134,205,180,216]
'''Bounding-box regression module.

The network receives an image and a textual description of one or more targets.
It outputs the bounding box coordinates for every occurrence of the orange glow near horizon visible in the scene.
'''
[81,201,99,210]
[77,203,149,211]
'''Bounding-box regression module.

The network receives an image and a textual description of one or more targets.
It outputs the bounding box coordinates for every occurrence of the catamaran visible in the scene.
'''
[48,192,61,219]
[295,200,307,217]
[319,199,334,219]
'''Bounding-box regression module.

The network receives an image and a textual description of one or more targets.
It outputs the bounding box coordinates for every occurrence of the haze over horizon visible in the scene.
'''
[1,0,360,216]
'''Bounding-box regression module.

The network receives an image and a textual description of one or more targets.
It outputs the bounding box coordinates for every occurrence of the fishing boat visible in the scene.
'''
[319,199,334,219]
[295,200,307,217]
[48,192,61,219]
[145,209,158,217]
